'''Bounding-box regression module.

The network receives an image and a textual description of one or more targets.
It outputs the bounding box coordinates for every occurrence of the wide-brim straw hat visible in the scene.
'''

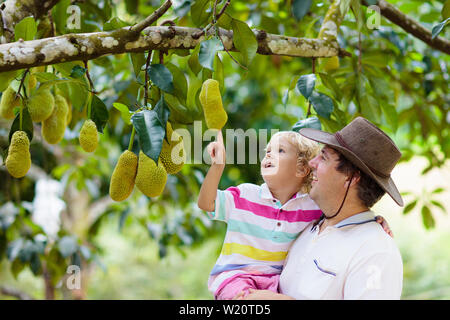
[299,117,404,206]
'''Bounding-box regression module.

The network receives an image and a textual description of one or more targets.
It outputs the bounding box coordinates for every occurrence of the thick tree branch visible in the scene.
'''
[0,26,341,72]
[128,0,172,36]
[363,0,450,55]
[1,0,61,43]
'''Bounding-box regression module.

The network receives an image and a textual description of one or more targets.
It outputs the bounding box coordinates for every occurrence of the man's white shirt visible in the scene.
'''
[279,211,403,299]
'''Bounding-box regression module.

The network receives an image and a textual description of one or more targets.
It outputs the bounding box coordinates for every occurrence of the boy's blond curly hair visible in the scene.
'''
[267,131,320,194]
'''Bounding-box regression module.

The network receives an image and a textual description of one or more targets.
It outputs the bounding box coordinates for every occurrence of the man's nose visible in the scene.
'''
[309,155,318,168]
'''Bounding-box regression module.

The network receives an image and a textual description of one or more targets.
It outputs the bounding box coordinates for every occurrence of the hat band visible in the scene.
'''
[334,132,390,179]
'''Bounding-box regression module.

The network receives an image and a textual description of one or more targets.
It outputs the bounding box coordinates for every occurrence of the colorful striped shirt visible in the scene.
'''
[206,183,322,295]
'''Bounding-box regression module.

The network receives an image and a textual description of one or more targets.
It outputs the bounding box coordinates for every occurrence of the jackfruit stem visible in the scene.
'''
[128,126,136,151]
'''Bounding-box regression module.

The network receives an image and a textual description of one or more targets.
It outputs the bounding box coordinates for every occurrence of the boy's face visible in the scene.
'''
[261,135,302,185]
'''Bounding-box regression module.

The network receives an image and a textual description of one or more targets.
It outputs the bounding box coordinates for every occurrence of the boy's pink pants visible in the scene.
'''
[215,273,280,300]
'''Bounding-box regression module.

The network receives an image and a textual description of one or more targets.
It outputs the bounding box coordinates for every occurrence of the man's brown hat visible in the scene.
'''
[299,117,404,206]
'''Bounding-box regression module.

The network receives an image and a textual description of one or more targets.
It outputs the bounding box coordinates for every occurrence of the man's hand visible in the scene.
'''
[376,216,393,237]
[206,129,226,166]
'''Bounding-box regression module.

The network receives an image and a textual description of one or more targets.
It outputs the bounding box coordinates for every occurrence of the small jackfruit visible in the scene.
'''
[42,94,69,144]
[0,86,21,119]
[135,151,167,197]
[109,150,138,201]
[28,89,55,122]
[5,131,31,178]
[320,56,340,72]
[199,79,228,129]
[79,119,98,152]
[159,122,185,174]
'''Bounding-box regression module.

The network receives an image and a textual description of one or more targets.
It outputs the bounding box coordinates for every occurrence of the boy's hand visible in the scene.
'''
[376,215,393,237]
[207,130,226,166]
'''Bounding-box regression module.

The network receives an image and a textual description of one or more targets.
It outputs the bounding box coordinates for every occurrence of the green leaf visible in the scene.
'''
[9,106,33,142]
[14,16,37,41]
[318,72,342,101]
[0,71,18,92]
[198,38,224,71]
[154,95,171,134]
[297,74,316,99]
[191,0,212,27]
[148,64,175,94]
[113,102,132,125]
[165,62,188,104]
[165,93,194,124]
[131,109,166,163]
[217,12,233,30]
[431,187,445,194]
[431,18,450,39]
[130,53,146,78]
[361,94,381,124]
[70,65,87,78]
[188,44,202,75]
[7,238,24,262]
[430,200,446,214]
[403,199,417,215]
[309,91,334,119]
[292,0,312,21]
[103,17,130,31]
[421,206,435,229]
[213,55,225,95]
[174,0,192,18]
[58,236,78,258]
[380,103,398,132]
[90,94,109,133]
[292,117,322,132]
[52,0,71,34]
[231,19,257,66]
[443,0,450,19]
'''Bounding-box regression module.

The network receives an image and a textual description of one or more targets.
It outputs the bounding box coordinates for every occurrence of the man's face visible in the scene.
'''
[308,146,348,211]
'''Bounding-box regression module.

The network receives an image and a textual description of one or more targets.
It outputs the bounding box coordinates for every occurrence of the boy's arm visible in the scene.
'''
[197,130,226,212]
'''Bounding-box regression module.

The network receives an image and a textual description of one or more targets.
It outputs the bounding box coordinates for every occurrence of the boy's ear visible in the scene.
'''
[296,163,310,178]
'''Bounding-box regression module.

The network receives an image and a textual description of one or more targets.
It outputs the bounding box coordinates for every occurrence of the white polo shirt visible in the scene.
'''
[279,211,403,299]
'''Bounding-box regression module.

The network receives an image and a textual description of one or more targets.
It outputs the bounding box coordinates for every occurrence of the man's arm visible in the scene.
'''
[197,130,226,212]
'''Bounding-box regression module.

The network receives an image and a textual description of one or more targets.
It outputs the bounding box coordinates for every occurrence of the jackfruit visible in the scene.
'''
[159,122,185,174]
[199,79,228,129]
[320,56,340,72]
[28,88,54,122]
[135,151,167,197]
[0,86,21,119]
[109,150,138,201]
[79,119,98,152]
[5,131,31,178]
[66,102,72,125]
[42,94,69,144]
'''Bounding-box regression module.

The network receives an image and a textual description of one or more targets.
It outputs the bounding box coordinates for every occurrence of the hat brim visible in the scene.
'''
[299,128,404,207]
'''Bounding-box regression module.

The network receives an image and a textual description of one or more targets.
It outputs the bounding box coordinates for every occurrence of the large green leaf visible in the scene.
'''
[191,0,212,27]
[14,16,37,41]
[90,94,109,133]
[131,106,167,163]
[297,74,316,99]
[0,71,18,92]
[188,44,202,75]
[198,38,224,71]
[231,19,258,66]
[129,53,146,78]
[103,17,130,31]
[421,205,435,229]
[165,62,188,104]
[360,94,381,124]
[292,117,322,132]
[113,102,132,125]
[292,0,312,21]
[309,91,334,119]
[148,64,175,94]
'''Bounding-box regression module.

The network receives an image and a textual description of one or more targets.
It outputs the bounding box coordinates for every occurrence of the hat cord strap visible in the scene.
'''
[324,172,355,220]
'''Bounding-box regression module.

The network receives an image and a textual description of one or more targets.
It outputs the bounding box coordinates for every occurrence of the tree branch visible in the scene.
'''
[128,0,172,36]
[0,26,341,72]
[0,285,35,300]
[362,0,450,55]
[1,0,61,43]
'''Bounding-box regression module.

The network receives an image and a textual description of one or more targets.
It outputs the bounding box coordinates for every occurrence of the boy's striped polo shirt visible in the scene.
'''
[206,183,322,295]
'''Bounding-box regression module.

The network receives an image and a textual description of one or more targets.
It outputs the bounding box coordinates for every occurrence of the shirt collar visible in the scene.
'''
[260,183,308,201]
[334,210,376,228]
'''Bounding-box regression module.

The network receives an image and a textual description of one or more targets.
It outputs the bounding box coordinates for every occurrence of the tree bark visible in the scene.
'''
[0,26,341,72]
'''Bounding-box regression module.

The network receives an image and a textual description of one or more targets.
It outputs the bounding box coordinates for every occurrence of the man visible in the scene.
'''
[240,117,404,299]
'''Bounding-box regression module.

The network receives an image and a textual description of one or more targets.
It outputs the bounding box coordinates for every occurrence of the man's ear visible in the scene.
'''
[346,171,361,188]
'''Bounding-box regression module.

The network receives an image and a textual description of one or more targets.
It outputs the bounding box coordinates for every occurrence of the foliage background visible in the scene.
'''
[0,0,449,299]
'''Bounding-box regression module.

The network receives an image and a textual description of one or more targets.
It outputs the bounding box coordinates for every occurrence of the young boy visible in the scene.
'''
[197,129,389,300]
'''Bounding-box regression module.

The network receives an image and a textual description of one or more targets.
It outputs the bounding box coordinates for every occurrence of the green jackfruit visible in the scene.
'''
[135,151,167,197]
[199,79,228,129]
[5,131,31,178]
[79,119,98,153]
[160,122,185,174]
[28,88,55,122]
[0,86,21,119]
[109,150,138,202]
[42,94,69,144]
